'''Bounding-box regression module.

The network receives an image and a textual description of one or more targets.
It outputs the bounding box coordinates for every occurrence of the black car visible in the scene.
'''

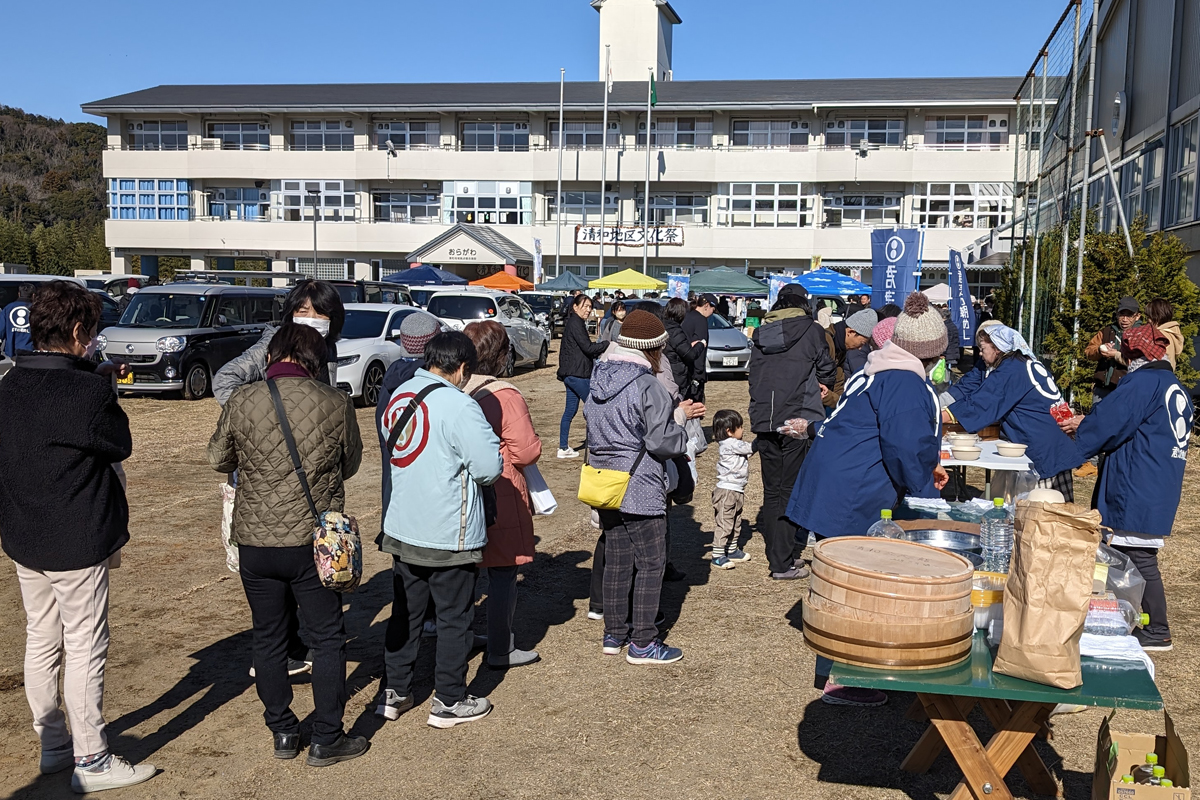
[518,291,566,338]
[328,280,413,307]
[93,290,122,331]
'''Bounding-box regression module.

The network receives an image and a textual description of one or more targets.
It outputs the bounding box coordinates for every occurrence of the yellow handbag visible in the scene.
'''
[577,446,647,510]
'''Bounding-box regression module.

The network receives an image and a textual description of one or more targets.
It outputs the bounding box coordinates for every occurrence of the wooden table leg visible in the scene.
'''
[947,700,1059,800]
[901,695,977,774]
[920,694,1014,800]
[976,699,1060,798]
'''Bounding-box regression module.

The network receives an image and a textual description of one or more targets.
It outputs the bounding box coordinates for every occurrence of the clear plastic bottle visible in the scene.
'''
[866,509,904,539]
[980,499,1014,573]
[1085,598,1150,636]
[1132,753,1159,784]
[1150,766,1166,785]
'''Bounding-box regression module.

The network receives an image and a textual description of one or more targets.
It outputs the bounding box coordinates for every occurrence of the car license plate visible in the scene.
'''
[117,372,134,385]
[722,356,739,367]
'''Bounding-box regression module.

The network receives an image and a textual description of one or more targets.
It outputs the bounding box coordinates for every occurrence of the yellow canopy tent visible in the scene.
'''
[588,269,667,291]
[469,272,534,292]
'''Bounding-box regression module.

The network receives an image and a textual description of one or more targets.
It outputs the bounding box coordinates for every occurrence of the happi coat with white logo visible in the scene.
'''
[786,364,941,538]
[945,356,1081,479]
[1074,362,1193,537]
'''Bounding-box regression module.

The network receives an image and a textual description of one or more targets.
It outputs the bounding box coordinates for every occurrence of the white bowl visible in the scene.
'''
[994,442,1028,458]
[951,446,982,461]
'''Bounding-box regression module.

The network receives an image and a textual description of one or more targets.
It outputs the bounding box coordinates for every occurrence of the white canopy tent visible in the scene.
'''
[922,283,952,304]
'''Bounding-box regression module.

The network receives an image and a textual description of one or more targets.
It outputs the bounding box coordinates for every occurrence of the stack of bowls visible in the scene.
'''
[947,433,981,460]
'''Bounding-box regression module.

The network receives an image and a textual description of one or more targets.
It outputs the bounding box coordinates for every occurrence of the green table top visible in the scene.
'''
[828,631,1163,710]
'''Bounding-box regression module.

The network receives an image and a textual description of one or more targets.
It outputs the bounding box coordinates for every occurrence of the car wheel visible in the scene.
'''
[536,340,548,369]
[182,362,209,401]
[358,361,385,408]
[503,347,516,378]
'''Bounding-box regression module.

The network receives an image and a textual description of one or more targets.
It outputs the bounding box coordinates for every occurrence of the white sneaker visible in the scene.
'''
[71,755,156,793]
[587,610,604,621]
[427,695,493,729]
[40,743,74,775]
[557,447,579,459]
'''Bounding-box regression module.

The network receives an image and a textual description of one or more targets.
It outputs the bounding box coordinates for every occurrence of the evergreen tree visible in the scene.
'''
[0,216,32,265]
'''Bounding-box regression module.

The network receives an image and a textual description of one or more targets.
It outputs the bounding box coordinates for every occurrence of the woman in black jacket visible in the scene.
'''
[556,294,608,458]
[663,298,705,399]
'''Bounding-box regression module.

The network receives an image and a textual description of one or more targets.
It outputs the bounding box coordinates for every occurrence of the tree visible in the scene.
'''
[0,216,32,265]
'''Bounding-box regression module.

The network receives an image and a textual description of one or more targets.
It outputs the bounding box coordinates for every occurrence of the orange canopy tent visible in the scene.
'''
[469,272,534,292]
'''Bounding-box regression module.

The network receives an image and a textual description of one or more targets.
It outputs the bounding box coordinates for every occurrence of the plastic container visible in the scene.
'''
[972,571,1007,629]
[1132,753,1159,784]
[980,499,1014,573]
[866,509,904,539]
[1085,597,1150,636]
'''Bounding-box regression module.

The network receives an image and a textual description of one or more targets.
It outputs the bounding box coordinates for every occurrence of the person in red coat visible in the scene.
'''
[463,321,543,668]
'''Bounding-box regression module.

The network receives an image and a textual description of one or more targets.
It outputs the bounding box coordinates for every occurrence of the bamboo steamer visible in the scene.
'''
[803,537,975,670]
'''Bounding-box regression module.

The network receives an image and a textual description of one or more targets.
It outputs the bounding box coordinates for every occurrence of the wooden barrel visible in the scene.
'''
[803,537,975,670]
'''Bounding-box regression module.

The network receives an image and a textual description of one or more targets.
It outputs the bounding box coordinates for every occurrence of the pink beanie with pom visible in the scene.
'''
[871,316,897,349]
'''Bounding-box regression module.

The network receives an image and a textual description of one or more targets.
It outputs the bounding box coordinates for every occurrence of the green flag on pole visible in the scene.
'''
[650,73,657,107]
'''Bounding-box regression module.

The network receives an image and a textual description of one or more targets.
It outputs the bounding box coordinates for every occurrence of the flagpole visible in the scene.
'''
[599,45,610,280]
[555,68,564,281]
[642,66,652,275]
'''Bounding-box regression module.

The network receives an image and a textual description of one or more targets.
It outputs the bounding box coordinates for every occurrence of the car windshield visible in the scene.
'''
[410,289,436,307]
[708,313,734,330]
[120,293,208,328]
[340,310,389,339]
[520,294,554,312]
[427,295,497,321]
[332,284,359,304]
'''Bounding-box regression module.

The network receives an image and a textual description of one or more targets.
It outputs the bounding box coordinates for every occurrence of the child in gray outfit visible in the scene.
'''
[711,409,753,569]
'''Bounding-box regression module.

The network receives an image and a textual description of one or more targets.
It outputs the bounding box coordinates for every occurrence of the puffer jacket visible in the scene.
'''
[208,375,363,547]
[664,318,704,396]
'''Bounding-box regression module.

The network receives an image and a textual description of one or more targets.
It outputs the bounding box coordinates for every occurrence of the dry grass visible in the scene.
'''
[1,345,1197,799]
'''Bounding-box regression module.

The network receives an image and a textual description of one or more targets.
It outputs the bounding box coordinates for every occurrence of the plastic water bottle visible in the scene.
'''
[866,509,904,539]
[1085,598,1149,636]
[980,499,1014,573]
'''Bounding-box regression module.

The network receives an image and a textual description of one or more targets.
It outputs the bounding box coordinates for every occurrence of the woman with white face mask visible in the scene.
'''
[213,280,345,406]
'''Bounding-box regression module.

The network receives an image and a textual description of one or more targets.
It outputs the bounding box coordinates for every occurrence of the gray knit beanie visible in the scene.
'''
[399,311,441,355]
[891,292,948,360]
[846,308,878,339]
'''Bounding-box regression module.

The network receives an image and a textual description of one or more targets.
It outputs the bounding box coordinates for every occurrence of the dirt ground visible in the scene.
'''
[1,341,1197,800]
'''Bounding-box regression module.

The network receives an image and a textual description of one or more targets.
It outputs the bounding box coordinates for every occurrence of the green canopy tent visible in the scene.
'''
[687,266,769,296]
[536,271,590,291]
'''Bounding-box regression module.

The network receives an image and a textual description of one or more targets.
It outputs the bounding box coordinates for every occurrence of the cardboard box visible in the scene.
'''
[1094,712,1191,799]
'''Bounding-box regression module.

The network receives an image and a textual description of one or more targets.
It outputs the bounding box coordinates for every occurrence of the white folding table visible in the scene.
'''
[941,440,1033,500]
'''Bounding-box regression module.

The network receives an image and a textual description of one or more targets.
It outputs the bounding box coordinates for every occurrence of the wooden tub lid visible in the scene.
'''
[813,537,974,584]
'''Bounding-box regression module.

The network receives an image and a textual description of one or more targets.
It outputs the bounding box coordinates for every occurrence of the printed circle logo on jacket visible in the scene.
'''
[1165,384,1193,450]
[1025,359,1061,402]
[8,306,28,331]
[382,392,431,468]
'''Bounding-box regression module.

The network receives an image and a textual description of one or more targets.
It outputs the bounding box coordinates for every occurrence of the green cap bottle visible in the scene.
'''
[1120,775,1135,784]
[1139,613,1151,627]
[880,509,892,520]
[994,498,1004,507]
[1161,779,1174,788]
[1146,753,1159,765]
[1153,766,1166,778]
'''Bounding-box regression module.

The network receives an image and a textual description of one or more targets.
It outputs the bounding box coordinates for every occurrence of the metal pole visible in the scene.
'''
[555,68,565,280]
[311,193,319,277]
[1059,0,1081,294]
[599,45,610,279]
[1015,85,1031,333]
[1028,51,1049,344]
[1072,0,1099,353]
[1098,133,1135,256]
[643,66,652,275]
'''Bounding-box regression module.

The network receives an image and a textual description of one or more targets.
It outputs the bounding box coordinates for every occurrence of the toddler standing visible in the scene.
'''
[711,410,753,569]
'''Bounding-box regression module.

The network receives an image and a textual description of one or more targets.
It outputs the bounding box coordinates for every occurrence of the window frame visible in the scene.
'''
[822,192,902,228]
[639,193,710,226]
[205,122,270,151]
[547,191,619,225]
[108,178,191,220]
[443,181,532,225]
[288,120,356,152]
[715,183,810,228]
[915,182,1012,229]
[372,190,442,223]
[636,117,714,149]
[276,180,357,222]
[730,119,810,149]
[1166,116,1198,227]
[825,118,905,148]
[548,120,619,149]
[460,121,530,152]
[125,120,188,151]
[206,187,270,220]
[374,121,438,151]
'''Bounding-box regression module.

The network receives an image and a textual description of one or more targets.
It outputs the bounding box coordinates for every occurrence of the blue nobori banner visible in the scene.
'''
[870,229,922,308]
[947,248,977,344]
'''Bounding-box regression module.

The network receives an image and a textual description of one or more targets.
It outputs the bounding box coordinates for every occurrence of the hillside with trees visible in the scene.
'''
[0,105,110,274]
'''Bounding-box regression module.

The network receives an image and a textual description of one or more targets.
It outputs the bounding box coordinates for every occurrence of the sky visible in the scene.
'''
[2,0,1067,124]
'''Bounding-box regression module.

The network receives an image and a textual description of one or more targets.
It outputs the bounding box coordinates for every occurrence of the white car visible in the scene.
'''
[335,304,445,407]
[426,289,549,377]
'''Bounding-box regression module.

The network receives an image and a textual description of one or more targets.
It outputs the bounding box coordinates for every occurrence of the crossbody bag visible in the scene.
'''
[577,442,647,511]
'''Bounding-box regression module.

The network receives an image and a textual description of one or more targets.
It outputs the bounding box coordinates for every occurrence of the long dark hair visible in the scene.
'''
[283,280,345,342]
[267,322,327,378]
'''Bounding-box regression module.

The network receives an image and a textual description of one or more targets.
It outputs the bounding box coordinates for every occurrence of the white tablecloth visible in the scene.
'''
[941,439,1032,471]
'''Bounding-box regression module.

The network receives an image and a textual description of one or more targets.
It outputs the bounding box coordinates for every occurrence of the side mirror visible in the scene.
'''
[388,329,402,340]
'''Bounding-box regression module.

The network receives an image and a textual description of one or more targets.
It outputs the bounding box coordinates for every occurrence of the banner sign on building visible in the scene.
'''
[870,229,922,308]
[767,274,797,310]
[575,225,685,247]
[666,274,690,299]
[947,248,977,343]
[532,238,542,285]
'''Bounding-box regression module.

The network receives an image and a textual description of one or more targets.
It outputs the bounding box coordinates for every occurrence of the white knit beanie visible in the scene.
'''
[891,292,948,360]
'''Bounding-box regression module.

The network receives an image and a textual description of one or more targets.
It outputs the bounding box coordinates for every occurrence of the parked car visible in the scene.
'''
[97,283,286,400]
[518,291,565,339]
[406,287,439,309]
[80,275,149,300]
[427,289,549,377]
[335,304,446,407]
[811,294,849,324]
[0,274,87,309]
[328,279,414,307]
[93,290,122,331]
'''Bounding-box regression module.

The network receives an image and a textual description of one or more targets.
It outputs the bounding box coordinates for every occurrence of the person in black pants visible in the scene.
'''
[682,293,716,401]
[746,284,836,579]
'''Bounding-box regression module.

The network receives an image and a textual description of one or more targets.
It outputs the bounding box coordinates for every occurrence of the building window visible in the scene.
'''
[923,115,1008,148]
[637,117,713,148]
[547,192,618,225]
[207,187,270,220]
[372,191,441,223]
[375,121,437,150]
[1122,143,1164,230]
[289,120,355,151]
[205,122,270,150]
[825,119,904,148]
[108,179,191,220]
[822,193,901,227]
[640,194,709,225]
[548,121,619,149]
[460,122,529,152]
[716,183,810,228]
[731,120,809,148]
[291,258,349,281]
[126,121,188,151]
[916,183,1012,229]
[277,181,357,221]
[443,181,532,225]
[1167,117,1198,227]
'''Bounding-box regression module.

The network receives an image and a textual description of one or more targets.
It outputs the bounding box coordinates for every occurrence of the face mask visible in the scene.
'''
[84,336,100,359]
[293,316,330,337]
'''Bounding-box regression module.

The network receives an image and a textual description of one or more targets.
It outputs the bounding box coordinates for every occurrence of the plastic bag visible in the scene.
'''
[1096,542,1146,614]
[220,482,239,573]
[685,417,708,455]
[523,463,557,516]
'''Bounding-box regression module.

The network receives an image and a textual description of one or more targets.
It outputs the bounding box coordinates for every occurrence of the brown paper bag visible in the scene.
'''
[993,500,1102,689]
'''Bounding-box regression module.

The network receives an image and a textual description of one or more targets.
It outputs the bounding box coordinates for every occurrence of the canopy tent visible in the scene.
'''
[470,272,533,292]
[588,269,667,291]
[687,266,769,296]
[793,268,871,296]
[535,271,590,291]
[381,264,468,286]
[922,283,952,303]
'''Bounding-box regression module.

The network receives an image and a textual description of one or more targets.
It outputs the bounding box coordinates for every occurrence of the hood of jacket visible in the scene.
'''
[754,309,819,356]
[588,358,650,402]
[864,341,929,379]
[1159,320,1184,352]
[763,306,807,324]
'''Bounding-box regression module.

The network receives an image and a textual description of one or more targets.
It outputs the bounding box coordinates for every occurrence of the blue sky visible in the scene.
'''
[2,0,1065,123]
